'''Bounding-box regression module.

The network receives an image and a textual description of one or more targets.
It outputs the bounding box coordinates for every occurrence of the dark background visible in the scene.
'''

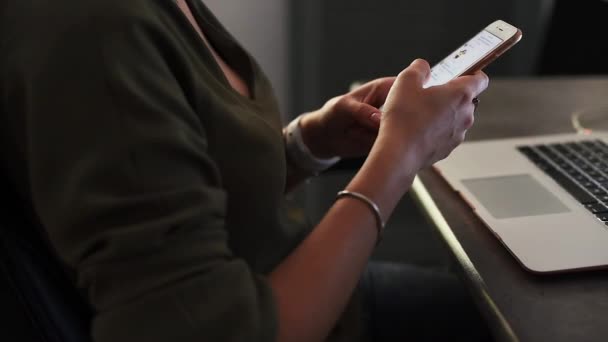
[291,0,608,115]
[288,0,608,267]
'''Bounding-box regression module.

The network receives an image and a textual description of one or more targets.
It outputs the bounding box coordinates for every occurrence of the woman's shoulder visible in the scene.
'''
[2,0,191,72]
[78,0,178,28]
[5,0,180,39]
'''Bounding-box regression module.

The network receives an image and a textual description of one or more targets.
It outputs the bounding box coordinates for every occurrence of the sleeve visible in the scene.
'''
[23,7,277,342]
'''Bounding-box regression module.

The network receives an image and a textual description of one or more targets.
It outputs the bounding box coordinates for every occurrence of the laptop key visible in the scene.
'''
[521,142,601,205]
[596,213,608,221]
[565,168,581,177]
[567,142,584,152]
[585,203,608,214]
[518,146,544,164]
[589,187,606,196]
[544,167,597,204]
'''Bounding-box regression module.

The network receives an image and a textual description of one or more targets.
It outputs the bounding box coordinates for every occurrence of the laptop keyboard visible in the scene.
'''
[518,140,608,225]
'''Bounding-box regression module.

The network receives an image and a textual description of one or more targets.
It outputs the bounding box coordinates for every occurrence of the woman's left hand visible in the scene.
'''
[299,77,396,159]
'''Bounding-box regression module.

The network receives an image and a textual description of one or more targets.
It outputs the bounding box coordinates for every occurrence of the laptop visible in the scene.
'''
[435,132,608,273]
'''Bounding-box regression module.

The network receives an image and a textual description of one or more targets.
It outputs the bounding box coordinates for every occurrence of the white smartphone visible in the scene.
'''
[424,19,522,88]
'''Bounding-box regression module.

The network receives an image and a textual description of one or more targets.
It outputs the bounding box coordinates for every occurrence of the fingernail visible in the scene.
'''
[371,112,381,123]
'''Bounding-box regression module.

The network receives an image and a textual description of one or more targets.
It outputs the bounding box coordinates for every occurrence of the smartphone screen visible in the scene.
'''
[424,29,504,88]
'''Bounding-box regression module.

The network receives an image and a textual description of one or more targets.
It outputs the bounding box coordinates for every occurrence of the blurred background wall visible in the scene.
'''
[291,0,558,116]
[204,0,290,116]
[206,0,608,120]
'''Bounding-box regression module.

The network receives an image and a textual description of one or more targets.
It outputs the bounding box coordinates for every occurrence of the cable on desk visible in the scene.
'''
[570,105,608,135]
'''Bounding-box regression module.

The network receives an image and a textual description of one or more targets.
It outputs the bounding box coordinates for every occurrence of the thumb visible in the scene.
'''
[398,58,431,86]
[351,99,382,130]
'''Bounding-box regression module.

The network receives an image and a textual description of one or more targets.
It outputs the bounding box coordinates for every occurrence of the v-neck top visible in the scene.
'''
[175,0,252,99]
[0,0,366,341]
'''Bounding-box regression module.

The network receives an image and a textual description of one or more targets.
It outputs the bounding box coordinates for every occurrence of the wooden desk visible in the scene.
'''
[412,77,608,342]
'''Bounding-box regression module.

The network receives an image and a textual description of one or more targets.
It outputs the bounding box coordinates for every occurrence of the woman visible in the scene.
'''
[1,0,489,341]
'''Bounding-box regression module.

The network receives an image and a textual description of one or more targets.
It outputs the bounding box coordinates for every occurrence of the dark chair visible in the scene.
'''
[0,180,92,342]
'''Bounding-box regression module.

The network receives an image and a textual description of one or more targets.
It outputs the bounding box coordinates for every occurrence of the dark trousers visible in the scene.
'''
[360,261,493,341]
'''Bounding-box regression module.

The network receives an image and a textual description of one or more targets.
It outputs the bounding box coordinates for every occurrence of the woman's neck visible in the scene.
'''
[174,0,251,98]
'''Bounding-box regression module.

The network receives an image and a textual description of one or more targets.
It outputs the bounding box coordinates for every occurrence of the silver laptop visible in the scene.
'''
[435,132,608,273]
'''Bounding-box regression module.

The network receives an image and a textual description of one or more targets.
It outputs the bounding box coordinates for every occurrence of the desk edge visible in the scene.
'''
[411,176,519,342]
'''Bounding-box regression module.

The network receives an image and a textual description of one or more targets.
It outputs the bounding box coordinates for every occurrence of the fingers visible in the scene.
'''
[451,92,477,144]
[397,59,431,87]
[467,71,489,98]
[356,102,383,130]
[424,72,483,164]
[339,97,382,130]
[451,71,486,141]
[449,71,489,103]
[350,59,431,111]
[352,77,396,108]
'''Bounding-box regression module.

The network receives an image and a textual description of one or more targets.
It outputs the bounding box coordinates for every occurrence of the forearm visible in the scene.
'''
[270,140,417,342]
[271,56,487,341]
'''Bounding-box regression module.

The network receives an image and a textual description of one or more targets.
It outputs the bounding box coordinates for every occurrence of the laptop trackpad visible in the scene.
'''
[462,174,570,219]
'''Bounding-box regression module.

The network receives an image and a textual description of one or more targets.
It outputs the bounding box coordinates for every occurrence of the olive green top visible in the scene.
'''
[1,0,373,341]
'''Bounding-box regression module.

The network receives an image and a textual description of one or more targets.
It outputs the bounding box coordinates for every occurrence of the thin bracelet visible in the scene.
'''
[336,190,385,244]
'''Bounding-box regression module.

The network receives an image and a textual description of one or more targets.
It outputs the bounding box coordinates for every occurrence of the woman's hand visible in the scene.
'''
[298,77,396,159]
[272,60,488,342]
[375,59,489,175]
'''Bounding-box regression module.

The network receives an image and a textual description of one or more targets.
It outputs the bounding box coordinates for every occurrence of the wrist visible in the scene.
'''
[284,115,340,174]
[344,145,417,227]
[299,112,334,159]
[364,133,420,190]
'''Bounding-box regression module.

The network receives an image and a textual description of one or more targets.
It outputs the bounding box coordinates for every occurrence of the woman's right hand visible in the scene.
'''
[268,62,488,342]
[374,59,489,176]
